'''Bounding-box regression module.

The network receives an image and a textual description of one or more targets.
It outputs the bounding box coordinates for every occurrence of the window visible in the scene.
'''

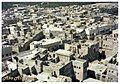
[6,54,8,56]
[65,78,67,82]
[74,66,76,68]
[2,55,4,57]
[36,45,38,48]
[93,48,96,52]
[102,76,106,78]
[9,53,11,56]
[49,55,51,58]
[97,74,101,80]
[19,59,23,64]
[79,67,81,69]
[53,54,55,58]
[77,45,81,49]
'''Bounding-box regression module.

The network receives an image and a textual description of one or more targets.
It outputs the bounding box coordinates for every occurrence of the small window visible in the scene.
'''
[79,67,81,69]
[2,55,4,57]
[36,45,38,48]
[74,66,76,68]
[6,54,8,56]
[102,76,106,78]
[49,55,51,58]
[53,54,55,58]
[93,48,96,52]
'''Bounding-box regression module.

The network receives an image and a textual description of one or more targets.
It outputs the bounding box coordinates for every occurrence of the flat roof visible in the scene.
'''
[88,63,107,74]
[36,72,58,82]
[14,49,40,59]
[55,49,73,57]
[107,63,118,71]
[43,61,70,75]
[72,59,87,64]
[83,78,101,82]
[32,38,61,46]
[113,29,118,34]
[80,40,98,47]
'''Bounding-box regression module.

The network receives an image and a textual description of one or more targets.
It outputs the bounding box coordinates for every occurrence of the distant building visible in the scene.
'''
[55,49,74,63]
[80,40,99,62]
[106,63,118,82]
[2,45,12,61]
[72,59,88,81]
[30,38,62,51]
[88,62,118,82]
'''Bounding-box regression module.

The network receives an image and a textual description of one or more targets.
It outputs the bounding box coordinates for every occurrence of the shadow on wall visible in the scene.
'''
[98,51,106,61]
